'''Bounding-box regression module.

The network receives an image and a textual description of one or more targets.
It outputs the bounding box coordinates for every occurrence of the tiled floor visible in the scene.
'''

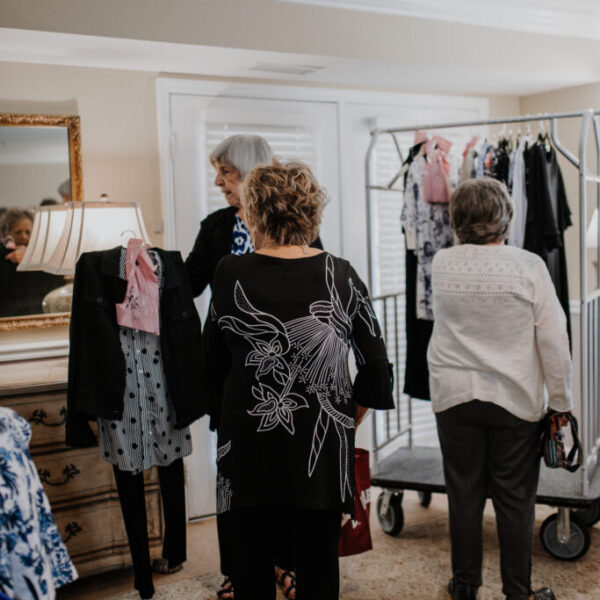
[57,491,600,600]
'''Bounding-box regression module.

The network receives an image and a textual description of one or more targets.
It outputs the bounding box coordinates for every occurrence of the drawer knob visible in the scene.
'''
[29,407,67,428]
[64,521,82,543]
[39,464,80,486]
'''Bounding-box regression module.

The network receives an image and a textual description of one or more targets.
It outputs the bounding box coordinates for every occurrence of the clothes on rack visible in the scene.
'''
[97,248,193,474]
[507,137,528,249]
[66,246,208,448]
[0,407,77,600]
[400,142,457,321]
[67,245,206,598]
[523,140,572,343]
[400,142,435,400]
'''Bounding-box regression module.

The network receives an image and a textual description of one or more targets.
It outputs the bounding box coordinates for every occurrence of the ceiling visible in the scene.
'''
[1,0,600,97]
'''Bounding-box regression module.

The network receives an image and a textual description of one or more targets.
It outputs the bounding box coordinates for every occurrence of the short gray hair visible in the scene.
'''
[209,135,273,179]
[450,177,513,245]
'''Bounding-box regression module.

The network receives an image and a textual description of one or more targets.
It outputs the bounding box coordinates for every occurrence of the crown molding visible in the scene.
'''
[279,0,600,40]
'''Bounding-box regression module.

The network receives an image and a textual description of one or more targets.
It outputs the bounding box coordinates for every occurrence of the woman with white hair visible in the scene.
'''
[186,135,321,600]
[186,134,322,299]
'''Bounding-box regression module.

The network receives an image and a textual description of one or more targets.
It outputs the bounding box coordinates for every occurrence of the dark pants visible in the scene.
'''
[217,511,295,576]
[113,458,187,599]
[436,401,543,600]
[226,506,341,600]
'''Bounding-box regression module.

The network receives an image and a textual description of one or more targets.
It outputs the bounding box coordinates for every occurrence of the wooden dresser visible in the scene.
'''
[0,358,164,577]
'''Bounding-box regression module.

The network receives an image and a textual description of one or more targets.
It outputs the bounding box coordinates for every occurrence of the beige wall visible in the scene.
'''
[1,61,164,245]
[0,59,522,356]
[521,83,600,300]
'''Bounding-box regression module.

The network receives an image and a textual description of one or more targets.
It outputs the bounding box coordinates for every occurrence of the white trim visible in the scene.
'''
[156,78,489,112]
[0,338,70,363]
[156,79,178,249]
[278,0,600,41]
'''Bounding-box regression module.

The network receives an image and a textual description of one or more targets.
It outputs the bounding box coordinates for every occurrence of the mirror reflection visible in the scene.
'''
[0,126,72,318]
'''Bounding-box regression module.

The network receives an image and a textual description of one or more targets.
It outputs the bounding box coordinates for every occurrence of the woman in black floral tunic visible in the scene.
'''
[203,160,394,600]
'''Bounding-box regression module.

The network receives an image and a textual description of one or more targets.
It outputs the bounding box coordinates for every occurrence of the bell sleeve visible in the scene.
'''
[348,266,395,410]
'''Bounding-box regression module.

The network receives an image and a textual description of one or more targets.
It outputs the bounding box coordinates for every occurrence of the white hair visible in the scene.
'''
[57,179,71,199]
[209,135,273,179]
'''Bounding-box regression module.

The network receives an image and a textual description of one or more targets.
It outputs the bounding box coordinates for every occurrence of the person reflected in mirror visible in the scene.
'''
[57,179,71,204]
[0,207,64,317]
[2,207,33,265]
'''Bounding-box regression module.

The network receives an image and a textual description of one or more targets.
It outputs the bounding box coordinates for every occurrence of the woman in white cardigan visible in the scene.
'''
[428,177,572,600]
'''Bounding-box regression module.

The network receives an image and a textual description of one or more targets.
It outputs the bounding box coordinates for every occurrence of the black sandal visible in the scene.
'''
[217,577,234,599]
[276,569,296,600]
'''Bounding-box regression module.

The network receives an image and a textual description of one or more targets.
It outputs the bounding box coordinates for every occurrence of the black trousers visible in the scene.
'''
[226,506,341,600]
[436,401,543,600]
[113,458,187,598]
[217,511,295,576]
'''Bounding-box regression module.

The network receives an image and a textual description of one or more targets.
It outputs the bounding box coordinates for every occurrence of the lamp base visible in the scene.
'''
[42,282,73,314]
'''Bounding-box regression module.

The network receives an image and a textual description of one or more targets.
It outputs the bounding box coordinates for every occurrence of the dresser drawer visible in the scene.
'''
[34,447,113,505]
[34,448,161,506]
[54,488,163,576]
[3,391,69,452]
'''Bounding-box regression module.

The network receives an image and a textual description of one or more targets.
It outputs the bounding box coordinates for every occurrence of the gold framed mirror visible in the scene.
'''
[0,114,83,331]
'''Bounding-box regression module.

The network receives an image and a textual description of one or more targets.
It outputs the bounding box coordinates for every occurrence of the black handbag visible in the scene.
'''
[540,411,583,472]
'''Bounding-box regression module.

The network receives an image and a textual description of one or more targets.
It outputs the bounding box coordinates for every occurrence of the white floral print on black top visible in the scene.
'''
[206,252,394,514]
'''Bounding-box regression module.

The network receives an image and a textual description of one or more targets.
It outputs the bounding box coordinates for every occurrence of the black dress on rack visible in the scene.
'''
[401,142,434,401]
[523,141,572,345]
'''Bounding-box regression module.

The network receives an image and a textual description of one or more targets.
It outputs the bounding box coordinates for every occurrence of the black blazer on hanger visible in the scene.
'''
[185,205,325,298]
[66,246,208,447]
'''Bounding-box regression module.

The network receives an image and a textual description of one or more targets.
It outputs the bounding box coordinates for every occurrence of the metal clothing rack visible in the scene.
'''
[366,110,600,558]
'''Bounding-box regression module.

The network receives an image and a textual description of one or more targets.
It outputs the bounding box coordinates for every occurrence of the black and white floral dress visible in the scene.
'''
[203,252,394,515]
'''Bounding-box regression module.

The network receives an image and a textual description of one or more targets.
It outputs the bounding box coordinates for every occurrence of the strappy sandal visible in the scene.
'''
[275,567,296,600]
[150,558,183,575]
[216,577,234,599]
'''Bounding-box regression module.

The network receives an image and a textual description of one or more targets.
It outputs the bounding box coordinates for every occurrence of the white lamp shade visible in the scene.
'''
[45,201,151,274]
[17,205,68,271]
[587,208,598,250]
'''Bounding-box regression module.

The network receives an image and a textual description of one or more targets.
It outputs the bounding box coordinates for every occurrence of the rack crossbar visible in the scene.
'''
[373,110,600,136]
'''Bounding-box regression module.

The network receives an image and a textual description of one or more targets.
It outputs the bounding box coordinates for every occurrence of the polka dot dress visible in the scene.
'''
[97,249,192,474]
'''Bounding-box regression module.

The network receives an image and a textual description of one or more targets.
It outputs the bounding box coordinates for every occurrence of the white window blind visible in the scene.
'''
[205,122,319,215]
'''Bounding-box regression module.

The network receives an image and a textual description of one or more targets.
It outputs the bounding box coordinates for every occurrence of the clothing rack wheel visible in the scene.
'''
[376,490,404,536]
[539,510,590,561]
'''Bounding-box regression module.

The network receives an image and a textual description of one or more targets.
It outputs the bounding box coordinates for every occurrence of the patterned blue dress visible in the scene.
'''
[0,407,77,599]
[231,215,254,256]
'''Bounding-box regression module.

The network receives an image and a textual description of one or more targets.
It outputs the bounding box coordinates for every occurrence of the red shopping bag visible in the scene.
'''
[338,448,373,557]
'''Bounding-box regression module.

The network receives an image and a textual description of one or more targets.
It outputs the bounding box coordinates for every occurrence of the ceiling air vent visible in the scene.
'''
[250,63,325,75]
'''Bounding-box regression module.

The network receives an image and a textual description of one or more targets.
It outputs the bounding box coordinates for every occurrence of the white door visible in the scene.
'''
[168,93,341,518]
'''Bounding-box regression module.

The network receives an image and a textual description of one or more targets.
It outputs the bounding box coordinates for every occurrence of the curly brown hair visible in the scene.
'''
[241,159,326,246]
